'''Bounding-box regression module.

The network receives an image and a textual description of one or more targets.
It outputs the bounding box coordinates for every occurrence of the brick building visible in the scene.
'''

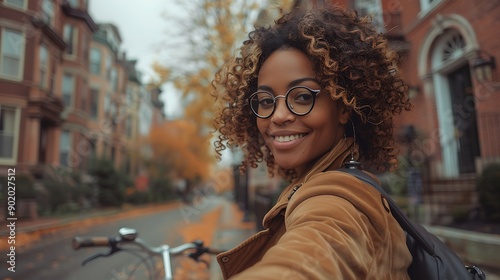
[0,0,165,183]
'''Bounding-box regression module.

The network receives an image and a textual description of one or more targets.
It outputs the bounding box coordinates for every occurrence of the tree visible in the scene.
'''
[147,0,292,184]
[152,0,292,126]
[147,120,213,182]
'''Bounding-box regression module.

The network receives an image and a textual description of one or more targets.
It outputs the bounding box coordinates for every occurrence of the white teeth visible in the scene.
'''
[274,134,304,143]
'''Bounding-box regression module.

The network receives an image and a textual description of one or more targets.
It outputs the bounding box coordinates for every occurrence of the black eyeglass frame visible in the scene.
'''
[247,86,321,119]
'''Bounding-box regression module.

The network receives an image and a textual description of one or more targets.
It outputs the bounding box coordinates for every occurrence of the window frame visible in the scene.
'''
[42,0,55,26]
[89,47,101,74]
[0,28,26,81]
[62,73,75,108]
[63,24,78,57]
[59,130,72,167]
[4,0,27,10]
[0,105,21,165]
[67,0,79,8]
[89,87,100,119]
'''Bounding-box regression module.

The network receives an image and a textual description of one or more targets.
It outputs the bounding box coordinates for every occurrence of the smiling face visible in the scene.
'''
[256,48,350,174]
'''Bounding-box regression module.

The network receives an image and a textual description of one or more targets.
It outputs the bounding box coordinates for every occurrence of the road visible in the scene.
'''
[0,196,224,280]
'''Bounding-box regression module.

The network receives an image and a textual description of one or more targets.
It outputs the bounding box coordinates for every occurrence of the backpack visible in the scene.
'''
[339,167,486,280]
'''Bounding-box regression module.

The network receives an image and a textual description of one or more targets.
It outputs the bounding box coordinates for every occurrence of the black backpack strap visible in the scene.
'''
[338,168,436,256]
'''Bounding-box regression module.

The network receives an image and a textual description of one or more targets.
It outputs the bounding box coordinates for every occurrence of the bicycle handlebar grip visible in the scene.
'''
[72,236,111,250]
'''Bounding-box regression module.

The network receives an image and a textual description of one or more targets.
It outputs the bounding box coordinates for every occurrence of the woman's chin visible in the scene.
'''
[275,160,299,171]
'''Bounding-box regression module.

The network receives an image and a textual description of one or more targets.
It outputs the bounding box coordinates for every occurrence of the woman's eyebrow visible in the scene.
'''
[257,77,319,92]
[289,77,319,87]
[257,85,273,92]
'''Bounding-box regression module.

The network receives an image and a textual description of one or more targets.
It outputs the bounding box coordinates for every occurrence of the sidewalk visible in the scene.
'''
[209,199,256,279]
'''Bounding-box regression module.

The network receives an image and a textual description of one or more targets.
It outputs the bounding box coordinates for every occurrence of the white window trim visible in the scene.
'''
[0,105,21,165]
[4,0,28,10]
[0,27,26,81]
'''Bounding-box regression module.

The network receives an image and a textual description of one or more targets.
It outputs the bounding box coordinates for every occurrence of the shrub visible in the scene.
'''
[477,163,500,222]
[0,174,36,199]
[89,157,126,207]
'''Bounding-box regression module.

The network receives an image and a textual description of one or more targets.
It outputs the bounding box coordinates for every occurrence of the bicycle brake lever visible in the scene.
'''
[187,247,209,262]
[81,246,121,266]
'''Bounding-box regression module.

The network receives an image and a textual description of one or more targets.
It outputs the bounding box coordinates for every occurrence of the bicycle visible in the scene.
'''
[72,227,224,280]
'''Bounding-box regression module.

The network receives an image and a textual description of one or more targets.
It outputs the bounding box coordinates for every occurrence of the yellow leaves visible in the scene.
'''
[146,0,299,185]
[148,120,214,181]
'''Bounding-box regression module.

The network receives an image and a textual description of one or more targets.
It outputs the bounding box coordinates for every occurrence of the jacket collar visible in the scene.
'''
[262,137,358,228]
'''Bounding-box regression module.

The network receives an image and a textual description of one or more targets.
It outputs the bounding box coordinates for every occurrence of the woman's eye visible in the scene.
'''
[293,92,313,104]
[259,97,274,106]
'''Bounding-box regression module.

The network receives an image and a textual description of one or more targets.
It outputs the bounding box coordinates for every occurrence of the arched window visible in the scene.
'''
[442,32,466,62]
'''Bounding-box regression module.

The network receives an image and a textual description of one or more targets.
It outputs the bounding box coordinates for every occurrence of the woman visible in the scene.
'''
[212,4,412,279]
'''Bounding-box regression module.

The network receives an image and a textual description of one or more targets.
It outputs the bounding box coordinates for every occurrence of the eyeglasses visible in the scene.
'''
[247,86,321,119]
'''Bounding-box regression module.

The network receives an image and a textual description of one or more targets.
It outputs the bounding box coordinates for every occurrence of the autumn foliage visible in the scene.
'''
[147,0,292,184]
[147,120,214,181]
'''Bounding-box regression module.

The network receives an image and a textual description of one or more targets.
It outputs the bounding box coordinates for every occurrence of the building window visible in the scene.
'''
[0,105,21,164]
[111,68,117,91]
[442,32,466,62]
[59,130,72,167]
[39,44,49,88]
[62,74,75,107]
[82,34,89,65]
[105,54,112,79]
[5,0,27,9]
[354,0,384,32]
[419,0,442,12]
[42,0,55,26]
[80,80,87,111]
[63,25,77,56]
[89,47,101,74]
[67,0,79,8]
[0,28,25,80]
[89,88,99,119]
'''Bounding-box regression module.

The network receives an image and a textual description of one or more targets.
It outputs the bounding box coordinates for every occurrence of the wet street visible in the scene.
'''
[0,197,226,280]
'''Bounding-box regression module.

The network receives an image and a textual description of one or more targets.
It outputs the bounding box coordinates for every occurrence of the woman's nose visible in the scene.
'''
[271,98,294,125]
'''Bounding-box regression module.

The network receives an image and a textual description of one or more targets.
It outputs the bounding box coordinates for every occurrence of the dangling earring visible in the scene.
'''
[344,120,361,169]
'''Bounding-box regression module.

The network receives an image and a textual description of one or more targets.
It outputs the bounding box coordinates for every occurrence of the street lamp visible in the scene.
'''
[473,50,496,82]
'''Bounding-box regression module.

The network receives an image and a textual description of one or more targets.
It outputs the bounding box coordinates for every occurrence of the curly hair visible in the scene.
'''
[212,4,411,178]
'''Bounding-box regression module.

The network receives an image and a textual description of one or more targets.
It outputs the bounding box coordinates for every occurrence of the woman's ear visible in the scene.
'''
[339,104,353,125]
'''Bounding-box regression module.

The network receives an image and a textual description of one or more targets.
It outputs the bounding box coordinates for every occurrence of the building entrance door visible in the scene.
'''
[447,64,480,174]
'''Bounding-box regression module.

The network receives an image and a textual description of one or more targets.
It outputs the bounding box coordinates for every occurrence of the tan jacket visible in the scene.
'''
[217,139,412,279]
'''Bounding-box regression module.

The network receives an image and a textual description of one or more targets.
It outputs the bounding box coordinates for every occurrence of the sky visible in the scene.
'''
[88,0,184,118]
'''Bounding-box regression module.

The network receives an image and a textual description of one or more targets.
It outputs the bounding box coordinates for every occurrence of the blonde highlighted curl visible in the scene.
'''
[212,4,411,177]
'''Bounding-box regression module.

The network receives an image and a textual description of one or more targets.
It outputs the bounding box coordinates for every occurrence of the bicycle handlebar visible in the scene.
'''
[73,228,224,258]
[72,228,224,280]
